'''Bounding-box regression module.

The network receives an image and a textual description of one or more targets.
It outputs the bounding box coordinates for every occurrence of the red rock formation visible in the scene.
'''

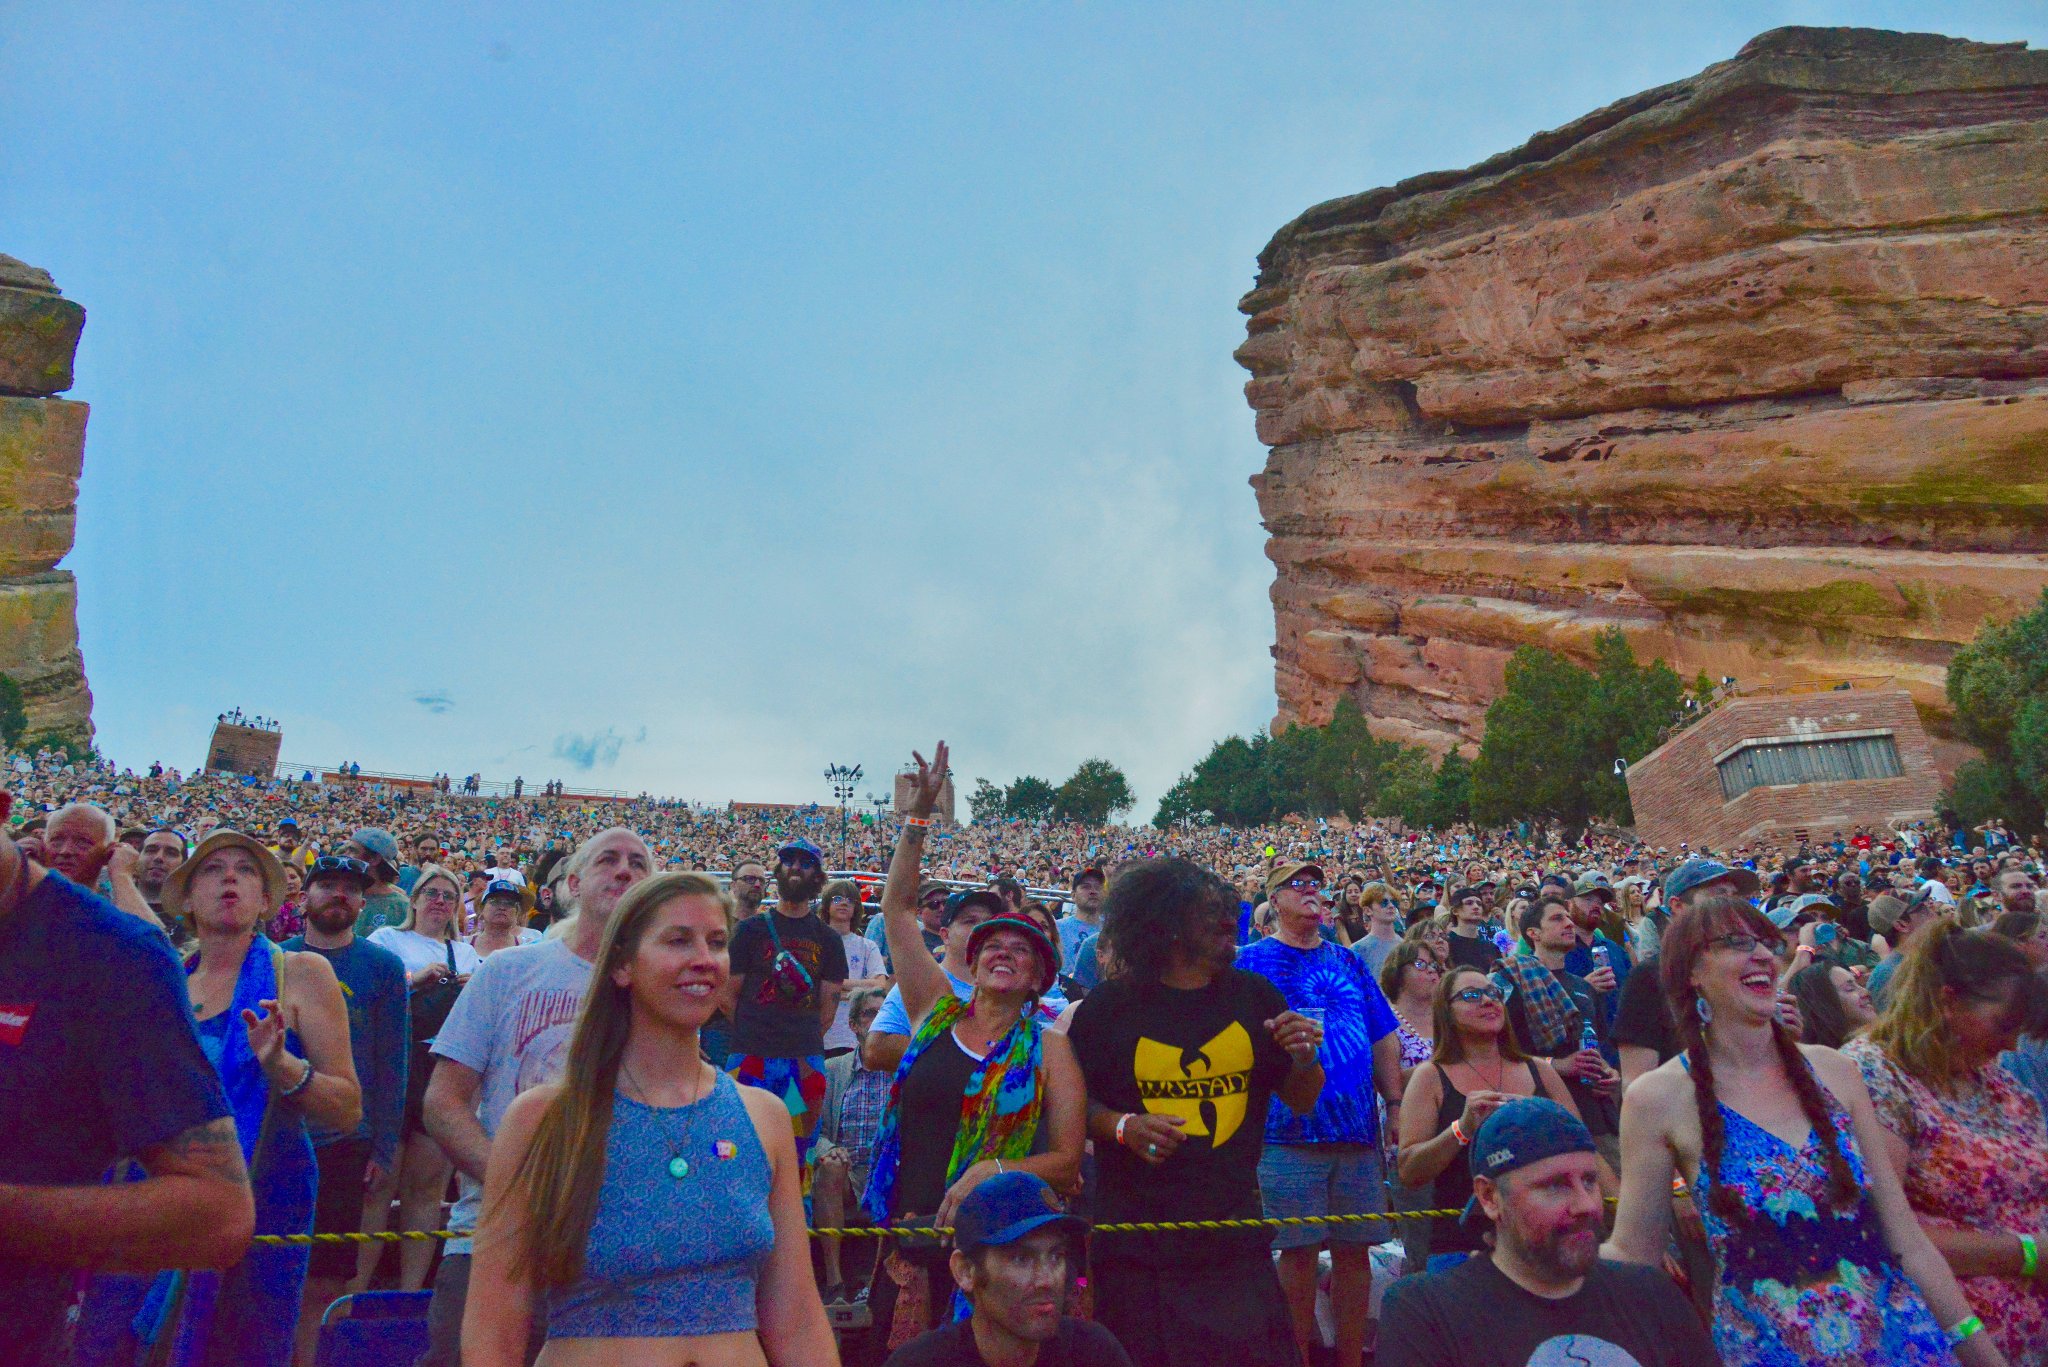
[1238,27,2048,773]
[0,253,93,744]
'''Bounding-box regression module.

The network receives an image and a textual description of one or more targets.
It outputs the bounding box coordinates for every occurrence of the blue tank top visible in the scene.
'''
[546,1071,776,1338]
[195,1011,232,1071]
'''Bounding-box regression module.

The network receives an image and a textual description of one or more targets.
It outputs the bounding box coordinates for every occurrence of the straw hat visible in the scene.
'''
[164,829,287,922]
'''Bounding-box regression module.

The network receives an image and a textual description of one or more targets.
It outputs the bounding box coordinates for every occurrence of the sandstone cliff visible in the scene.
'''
[1238,27,2048,772]
[0,254,92,744]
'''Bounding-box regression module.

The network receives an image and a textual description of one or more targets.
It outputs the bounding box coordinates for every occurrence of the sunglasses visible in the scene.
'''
[779,852,821,869]
[1451,985,1506,1005]
[1284,876,1323,893]
[310,855,371,879]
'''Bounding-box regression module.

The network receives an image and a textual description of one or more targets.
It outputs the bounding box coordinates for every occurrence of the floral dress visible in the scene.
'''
[1688,1059,1954,1366]
[1848,1037,2048,1366]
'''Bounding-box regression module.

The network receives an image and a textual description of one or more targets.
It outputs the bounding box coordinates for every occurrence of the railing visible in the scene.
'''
[273,761,647,804]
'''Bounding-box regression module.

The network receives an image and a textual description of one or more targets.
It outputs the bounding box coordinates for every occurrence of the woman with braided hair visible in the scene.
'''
[1605,894,2007,1366]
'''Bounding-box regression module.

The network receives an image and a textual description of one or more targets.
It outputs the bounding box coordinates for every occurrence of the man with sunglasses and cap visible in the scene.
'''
[0,789,256,1367]
[884,1171,1131,1367]
[1237,858,1404,1367]
[344,828,409,937]
[725,835,847,1187]
[1380,1097,1715,1367]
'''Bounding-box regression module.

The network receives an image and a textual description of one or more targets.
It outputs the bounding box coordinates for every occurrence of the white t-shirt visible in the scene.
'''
[369,926,483,979]
[825,931,889,1051]
[427,937,594,1250]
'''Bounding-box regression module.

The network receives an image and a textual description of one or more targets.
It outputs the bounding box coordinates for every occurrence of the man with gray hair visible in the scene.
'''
[418,826,653,1365]
[39,801,116,890]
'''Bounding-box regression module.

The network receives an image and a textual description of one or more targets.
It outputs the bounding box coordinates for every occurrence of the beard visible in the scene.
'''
[775,866,825,908]
[304,896,358,936]
[1506,1209,1603,1281]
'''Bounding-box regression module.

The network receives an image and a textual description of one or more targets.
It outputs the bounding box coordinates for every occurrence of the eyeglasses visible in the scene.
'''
[1705,932,1779,955]
[1451,986,1505,1005]
[418,888,458,904]
[1413,958,1445,975]
[734,874,766,886]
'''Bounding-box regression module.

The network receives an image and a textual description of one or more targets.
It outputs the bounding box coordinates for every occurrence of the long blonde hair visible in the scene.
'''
[1862,918,2032,1092]
[401,864,464,940]
[496,871,734,1287]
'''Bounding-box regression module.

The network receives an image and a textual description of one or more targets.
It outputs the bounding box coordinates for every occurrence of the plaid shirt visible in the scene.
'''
[837,1065,892,1172]
[1494,951,1582,1056]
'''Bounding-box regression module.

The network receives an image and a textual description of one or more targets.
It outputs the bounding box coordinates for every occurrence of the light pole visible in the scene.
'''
[824,762,862,870]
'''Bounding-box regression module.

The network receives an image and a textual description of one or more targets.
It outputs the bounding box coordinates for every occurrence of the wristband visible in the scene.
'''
[2022,1232,2039,1280]
[279,1057,314,1099]
[1450,1119,1470,1147]
[1945,1315,1984,1348]
[1114,1113,1132,1148]
[902,816,930,829]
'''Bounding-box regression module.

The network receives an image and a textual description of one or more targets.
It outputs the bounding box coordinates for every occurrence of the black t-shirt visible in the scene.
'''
[1068,970,1291,1265]
[1447,930,1502,972]
[0,873,233,1364]
[727,910,849,1057]
[884,1317,1134,1367]
[1611,954,1677,1065]
[1379,1255,1718,1367]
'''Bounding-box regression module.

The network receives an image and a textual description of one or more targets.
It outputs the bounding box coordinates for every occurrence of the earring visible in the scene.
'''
[1695,996,1713,1025]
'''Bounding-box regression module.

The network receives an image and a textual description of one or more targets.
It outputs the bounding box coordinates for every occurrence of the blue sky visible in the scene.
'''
[7,2,2042,815]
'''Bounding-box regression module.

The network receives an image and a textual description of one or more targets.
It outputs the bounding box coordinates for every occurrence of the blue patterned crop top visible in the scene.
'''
[546,1071,776,1339]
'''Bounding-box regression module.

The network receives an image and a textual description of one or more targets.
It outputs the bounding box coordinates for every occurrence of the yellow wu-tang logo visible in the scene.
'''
[1133,1022,1253,1147]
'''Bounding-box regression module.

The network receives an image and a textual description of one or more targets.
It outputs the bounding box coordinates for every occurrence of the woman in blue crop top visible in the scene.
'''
[465,872,838,1367]
[1605,896,2007,1367]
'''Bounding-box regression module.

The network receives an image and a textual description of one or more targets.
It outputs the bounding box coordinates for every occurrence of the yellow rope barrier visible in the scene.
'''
[249,1192,1662,1246]
[250,1208,1479,1246]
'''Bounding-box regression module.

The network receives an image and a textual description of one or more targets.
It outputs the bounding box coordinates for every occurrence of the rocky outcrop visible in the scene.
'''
[0,254,92,744]
[1239,27,2048,770]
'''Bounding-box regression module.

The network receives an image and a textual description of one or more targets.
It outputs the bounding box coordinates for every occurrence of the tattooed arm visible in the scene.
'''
[0,1116,255,1271]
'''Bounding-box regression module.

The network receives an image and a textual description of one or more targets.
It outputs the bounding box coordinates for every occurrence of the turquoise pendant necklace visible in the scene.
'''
[621,1060,701,1181]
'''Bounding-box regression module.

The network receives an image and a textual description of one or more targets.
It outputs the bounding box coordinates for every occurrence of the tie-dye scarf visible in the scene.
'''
[861,993,1045,1222]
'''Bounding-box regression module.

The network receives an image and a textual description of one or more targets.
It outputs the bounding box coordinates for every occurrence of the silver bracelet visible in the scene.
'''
[278,1056,314,1098]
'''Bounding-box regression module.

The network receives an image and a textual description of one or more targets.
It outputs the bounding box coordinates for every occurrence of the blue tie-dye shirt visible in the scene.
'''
[1235,936,1398,1146]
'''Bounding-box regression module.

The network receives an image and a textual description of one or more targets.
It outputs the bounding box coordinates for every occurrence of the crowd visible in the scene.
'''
[3,735,2047,1367]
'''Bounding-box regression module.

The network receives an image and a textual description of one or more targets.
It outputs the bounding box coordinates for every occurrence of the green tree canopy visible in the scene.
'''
[1153,697,1471,830]
[967,777,1008,824]
[1469,629,1685,836]
[1944,588,2048,831]
[1053,758,1135,824]
[1003,775,1057,822]
[0,675,26,750]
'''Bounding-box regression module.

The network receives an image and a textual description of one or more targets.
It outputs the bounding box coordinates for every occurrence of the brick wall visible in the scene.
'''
[205,722,282,777]
[1624,688,1942,852]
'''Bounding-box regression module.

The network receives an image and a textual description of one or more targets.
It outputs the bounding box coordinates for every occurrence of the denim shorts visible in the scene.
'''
[1257,1143,1390,1249]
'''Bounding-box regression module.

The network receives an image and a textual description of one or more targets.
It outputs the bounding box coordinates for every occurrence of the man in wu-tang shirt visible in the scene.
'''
[1069,858,1325,1367]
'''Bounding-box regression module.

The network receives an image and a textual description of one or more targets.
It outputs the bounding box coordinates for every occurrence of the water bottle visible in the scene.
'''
[1580,1017,1601,1054]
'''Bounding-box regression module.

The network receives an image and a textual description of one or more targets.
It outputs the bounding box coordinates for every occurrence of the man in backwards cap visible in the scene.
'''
[1380,1098,1714,1367]
[883,1171,1131,1366]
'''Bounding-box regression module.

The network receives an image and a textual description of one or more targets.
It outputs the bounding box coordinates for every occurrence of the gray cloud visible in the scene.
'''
[552,726,647,770]
[412,691,455,714]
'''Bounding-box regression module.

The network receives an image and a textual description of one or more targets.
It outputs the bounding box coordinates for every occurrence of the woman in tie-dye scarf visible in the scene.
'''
[862,743,1086,1352]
